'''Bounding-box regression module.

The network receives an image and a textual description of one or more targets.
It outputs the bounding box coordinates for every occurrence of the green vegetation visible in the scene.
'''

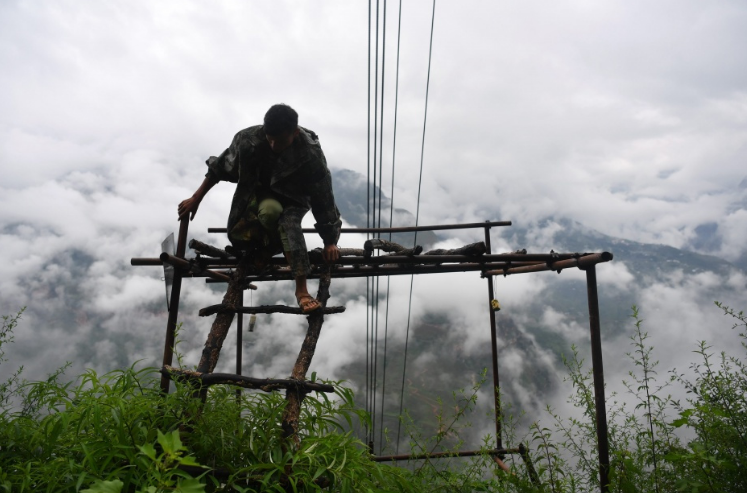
[1,304,746,492]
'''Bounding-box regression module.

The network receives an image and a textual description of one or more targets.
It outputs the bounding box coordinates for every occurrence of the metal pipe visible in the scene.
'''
[586,265,610,493]
[577,252,614,269]
[199,260,541,270]
[160,217,189,393]
[319,252,577,265]
[133,252,583,268]
[236,290,243,401]
[131,258,164,266]
[484,223,502,449]
[482,252,613,277]
[199,255,607,283]
[207,220,512,234]
[204,262,525,283]
[373,447,520,462]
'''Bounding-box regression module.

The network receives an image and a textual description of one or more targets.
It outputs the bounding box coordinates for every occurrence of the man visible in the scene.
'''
[178,104,341,313]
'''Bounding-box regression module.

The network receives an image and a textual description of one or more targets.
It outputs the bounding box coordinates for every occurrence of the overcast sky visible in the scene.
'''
[3,1,747,249]
[2,0,747,449]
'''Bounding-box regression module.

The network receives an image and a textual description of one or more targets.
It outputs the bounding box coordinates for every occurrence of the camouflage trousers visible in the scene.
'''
[228,194,311,278]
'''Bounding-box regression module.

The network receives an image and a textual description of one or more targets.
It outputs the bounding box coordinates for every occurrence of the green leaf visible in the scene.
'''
[76,472,89,491]
[138,443,158,461]
[312,465,327,481]
[157,429,184,455]
[174,478,206,493]
[81,479,124,493]
[178,455,203,467]
[672,409,695,428]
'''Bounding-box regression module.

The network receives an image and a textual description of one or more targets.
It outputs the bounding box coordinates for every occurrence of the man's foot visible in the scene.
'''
[297,294,321,314]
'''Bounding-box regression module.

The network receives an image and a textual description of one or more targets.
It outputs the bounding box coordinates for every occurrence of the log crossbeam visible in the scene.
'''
[188,239,232,260]
[199,304,346,317]
[363,238,423,257]
[161,366,335,393]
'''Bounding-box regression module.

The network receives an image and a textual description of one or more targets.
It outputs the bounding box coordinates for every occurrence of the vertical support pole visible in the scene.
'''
[484,222,502,449]
[160,217,189,393]
[236,290,243,400]
[585,265,610,493]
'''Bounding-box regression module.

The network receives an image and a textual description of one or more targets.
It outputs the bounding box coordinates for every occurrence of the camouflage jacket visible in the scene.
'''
[205,125,342,247]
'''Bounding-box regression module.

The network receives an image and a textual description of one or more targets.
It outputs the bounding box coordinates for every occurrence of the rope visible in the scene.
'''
[396,0,437,453]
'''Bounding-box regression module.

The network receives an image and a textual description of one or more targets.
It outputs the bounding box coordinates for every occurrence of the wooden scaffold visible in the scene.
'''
[131,217,614,492]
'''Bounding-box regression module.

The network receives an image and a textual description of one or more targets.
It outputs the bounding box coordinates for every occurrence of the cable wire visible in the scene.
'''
[396,0,437,453]
[370,0,382,448]
[378,0,403,453]
[365,0,372,446]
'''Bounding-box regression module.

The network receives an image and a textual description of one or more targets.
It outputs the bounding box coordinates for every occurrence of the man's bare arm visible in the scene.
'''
[178,175,218,221]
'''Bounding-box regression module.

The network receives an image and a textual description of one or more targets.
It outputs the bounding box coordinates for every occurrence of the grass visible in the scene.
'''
[1,303,747,492]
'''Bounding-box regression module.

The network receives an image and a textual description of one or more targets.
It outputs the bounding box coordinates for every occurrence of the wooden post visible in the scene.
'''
[160,217,189,393]
[281,266,332,443]
[196,259,248,374]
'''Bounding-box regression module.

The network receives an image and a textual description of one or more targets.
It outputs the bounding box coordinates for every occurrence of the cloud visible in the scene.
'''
[3,0,747,259]
[2,0,747,455]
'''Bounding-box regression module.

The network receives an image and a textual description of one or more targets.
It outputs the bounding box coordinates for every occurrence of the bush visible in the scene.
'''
[665,303,747,493]
[0,309,420,492]
[3,303,747,492]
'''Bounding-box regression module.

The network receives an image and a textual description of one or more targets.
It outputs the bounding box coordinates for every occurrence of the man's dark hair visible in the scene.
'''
[264,104,298,136]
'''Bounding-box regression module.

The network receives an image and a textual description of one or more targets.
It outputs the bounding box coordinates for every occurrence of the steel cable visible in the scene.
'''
[379,0,403,453]
[370,0,382,448]
[365,0,372,446]
[396,0,437,453]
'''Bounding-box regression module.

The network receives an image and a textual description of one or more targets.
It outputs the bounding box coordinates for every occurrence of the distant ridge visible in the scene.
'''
[331,168,438,249]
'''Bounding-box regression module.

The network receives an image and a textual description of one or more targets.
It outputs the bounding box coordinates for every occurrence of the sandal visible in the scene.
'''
[297,295,321,314]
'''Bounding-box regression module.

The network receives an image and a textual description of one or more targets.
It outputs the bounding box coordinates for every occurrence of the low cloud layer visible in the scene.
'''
[2,0,747,452]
